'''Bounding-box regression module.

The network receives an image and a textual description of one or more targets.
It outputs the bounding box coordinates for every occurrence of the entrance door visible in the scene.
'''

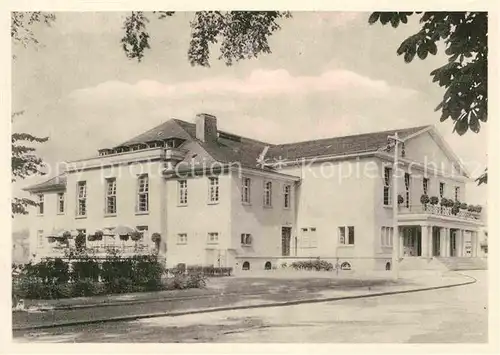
[281,227,291,256]
[450,230,457,257]
[432,227,440,256]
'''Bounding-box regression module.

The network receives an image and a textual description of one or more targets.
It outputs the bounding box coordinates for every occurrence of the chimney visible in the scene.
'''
[195,113,218,142]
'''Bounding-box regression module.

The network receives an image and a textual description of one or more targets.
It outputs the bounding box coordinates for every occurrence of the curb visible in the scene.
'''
[13,273,476,332]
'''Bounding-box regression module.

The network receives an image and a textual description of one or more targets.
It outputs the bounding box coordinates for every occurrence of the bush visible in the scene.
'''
[397,195,404,205]
[71,258,100,282]
[460,202,468,209]
[430,196,439,205]
[290,259,333,271]
[71,279,98,297]
[420,194,430,204]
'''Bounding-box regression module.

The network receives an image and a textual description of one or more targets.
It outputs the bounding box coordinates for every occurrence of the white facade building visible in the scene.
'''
[25,113,485,271]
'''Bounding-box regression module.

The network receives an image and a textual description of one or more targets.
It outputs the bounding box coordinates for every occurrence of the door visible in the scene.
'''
[281,227,292,256]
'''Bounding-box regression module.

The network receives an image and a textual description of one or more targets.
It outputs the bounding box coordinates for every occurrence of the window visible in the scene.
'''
[338,226,355,245]
[177,233,187,244]
[208,232,219,244]
[37,194,44,215]
[241,233,252,245]
[208,177,219,203]
[137,175,149,212]
[264,181,272,207]
[423,178,429,195]
[178,180,188,205]
[136,226,148,241]
[301,227,317,248]
[381,227,394,247]
[241,177,251,204]
[37,230,44,248]
[404,173,411,208]
[383,167,392,205]
[439,182,445,198]
[455,186,460,201]
[283,184,291,209]
[57,193,65,214]
[77,181,87,216]
[105,178,117,214]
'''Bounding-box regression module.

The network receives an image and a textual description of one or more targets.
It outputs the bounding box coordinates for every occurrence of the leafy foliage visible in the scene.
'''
[11,12,56,49]
[120,11,291,66]
[12,13,52,216]
[368,12,487,136]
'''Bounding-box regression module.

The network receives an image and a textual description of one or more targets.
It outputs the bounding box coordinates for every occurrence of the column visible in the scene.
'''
[399,227,404,258]
[472,231,478,257]
[457,229,464,257]
[439,227,445,257]
[421,225,429,257]
[444,228,451,258]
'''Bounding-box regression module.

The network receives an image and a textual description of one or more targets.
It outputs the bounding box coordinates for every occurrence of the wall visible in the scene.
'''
[280,157,378,265]
[28,189,71,260]
[165,173,232,268]
[29,159,165,260]
[229,170,296,271]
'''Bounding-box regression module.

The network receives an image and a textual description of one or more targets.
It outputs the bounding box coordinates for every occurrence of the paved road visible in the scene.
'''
[14,271,487,343]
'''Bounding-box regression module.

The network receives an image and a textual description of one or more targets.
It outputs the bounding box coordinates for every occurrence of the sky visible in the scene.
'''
[11,12,488,230]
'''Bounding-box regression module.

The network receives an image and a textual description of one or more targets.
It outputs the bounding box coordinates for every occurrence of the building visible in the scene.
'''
[24,113,485,271]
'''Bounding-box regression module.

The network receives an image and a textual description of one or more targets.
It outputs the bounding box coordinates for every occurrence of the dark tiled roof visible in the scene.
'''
[24,120,432,190]
[23,175,67,192]
[117,119,194,146]
[269,125,430,161]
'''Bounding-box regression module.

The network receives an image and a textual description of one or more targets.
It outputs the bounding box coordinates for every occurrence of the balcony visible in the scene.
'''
[43,243,155,259]
[398,204,482,222]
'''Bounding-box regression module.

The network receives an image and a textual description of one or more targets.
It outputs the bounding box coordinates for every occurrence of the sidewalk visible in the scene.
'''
[12,270,475,331]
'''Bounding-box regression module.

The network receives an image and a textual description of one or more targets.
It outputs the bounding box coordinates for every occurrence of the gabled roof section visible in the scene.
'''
[269,125,430,161]
[23,174,67,193]
[116,119,194,147]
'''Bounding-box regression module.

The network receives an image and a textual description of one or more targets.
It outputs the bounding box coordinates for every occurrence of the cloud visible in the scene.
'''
[69,69,417,102]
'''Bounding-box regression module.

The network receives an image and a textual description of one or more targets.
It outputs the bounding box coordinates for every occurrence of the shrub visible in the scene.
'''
[281,262,288,269]
[397,195,404,205]
[75,233,86,251]
[71,258,100,282]
[460,202,468,209]
[105,276,135,294]
[420,194,430,205]
[290,259,333,271]
[130,231,142,241]
[186,273,207,288]
[430,196,439,205]
[71,279,98,297]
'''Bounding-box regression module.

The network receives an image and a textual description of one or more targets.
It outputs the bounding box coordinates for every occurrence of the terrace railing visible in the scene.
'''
[398,204,482,221]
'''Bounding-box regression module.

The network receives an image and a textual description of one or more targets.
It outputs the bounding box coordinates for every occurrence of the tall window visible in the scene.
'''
[208,177,219,203]
[137,174,149,212]
[207,232,219,244]
[178,180,188,205]
[105,178,117,214]
[338,226,355,245]
[423,178,429,195]
[77,181,87,216]
[241,177,251,204]
[383,167,392,206]
[264,181,272,207]
[37,230,44,248]
[455,186,460,201]
[439,182,445,198]
[37,194,44,215]
[57,193,65,214]
[381,227,393,247]
[404,173,411,208]
[283,184,291,209]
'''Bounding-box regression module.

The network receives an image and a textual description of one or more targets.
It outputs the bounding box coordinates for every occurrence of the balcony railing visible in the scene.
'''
[398,204,482,221]
[45,243,155,256]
